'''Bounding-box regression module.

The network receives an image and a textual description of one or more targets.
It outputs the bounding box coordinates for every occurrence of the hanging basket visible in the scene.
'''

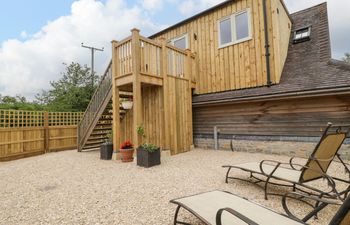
[122,101,133,109]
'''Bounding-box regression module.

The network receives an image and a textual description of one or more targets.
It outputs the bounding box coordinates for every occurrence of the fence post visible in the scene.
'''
[44,111,49,153]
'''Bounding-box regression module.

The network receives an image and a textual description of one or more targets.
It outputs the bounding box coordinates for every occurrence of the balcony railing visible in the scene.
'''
[113,30,197,85]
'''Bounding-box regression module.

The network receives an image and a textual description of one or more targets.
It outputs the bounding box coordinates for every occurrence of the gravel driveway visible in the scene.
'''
[0,149,346,225]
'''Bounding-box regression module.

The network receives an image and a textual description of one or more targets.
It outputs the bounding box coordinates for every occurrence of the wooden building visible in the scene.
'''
[77,1,350,157]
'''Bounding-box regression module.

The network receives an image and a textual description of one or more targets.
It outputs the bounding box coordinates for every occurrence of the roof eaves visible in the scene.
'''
[192,86,350,106]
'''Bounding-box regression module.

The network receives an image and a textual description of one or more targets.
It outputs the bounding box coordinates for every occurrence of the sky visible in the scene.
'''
[0,0,349,99]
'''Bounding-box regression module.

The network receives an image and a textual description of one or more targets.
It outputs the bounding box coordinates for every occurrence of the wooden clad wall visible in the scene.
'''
[118,87,164,148]
[271,0,292,83]
[193,95,350,137]
[152,0,291,94]
[118,81,192,155]
[167,77,192,154]
[120,108,133,144]
[141,86,164,148]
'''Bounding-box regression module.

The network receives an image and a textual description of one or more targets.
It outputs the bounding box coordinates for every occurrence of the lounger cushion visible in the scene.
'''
[172,191,305,225]
[232,162,302,183]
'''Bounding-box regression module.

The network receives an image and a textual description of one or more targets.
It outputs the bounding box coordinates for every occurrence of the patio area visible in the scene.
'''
[0,149,345,225]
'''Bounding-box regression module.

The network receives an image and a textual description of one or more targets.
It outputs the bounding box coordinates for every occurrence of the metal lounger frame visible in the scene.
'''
[223,123,350,209]
[170,190,349,225]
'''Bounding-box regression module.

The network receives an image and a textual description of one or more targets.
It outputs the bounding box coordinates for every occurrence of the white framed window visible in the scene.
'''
[218,9,252,48]
[169,33,188,49]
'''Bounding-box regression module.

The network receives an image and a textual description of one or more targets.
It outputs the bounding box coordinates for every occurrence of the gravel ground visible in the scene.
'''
[0,149,347,225]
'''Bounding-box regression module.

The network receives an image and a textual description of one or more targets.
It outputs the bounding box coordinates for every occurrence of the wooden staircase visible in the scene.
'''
[77,62,113,152]
[77,61,132,151]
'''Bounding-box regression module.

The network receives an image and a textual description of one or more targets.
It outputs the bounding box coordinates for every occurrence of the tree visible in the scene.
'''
[36,62,98,112]
[0,94,45,110]
[342,53,350,63]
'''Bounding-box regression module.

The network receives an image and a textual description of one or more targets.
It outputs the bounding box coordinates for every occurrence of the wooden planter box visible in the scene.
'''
[100,142,113,160]
[137,147,160,168]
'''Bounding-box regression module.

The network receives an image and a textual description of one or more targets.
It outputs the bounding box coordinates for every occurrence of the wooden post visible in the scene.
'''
[131,28,142,148]
[160,38,170,152]
[184,49,192,80]
[111,40,121,160]
[43,111,49,153]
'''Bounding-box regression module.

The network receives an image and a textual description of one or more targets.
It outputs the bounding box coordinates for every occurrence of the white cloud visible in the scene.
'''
[141,0,164,11]
[20,31,28,39]
[0,0,159,99]
[178,0,195,15]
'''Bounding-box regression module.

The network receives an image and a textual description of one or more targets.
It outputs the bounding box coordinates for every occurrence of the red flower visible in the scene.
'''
[120,140,134,149]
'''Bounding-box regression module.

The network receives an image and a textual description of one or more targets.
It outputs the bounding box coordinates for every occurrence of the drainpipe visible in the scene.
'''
[262,0,272,86]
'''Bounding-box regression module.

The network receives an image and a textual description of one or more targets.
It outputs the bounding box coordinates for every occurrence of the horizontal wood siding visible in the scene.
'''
[193,95,350,137]
[152,0,290,94]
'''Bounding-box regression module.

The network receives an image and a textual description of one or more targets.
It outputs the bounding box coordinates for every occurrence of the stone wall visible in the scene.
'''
[194,137,350,160]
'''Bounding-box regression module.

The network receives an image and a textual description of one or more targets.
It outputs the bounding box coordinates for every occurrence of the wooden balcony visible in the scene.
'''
[110,28,197,155]
[111,29,196,92]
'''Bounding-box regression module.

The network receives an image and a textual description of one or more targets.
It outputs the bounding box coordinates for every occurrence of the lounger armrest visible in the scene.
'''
[259,160,282,176]
[216,207,259,225]
[289,156,307,170]
[282,192,341,222]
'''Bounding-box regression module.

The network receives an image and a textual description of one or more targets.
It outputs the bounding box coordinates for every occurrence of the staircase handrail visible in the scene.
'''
[77,60,113,149]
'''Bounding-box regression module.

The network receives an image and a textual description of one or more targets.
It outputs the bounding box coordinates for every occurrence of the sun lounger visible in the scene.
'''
[170,190,349,225]
[223,123,350,201]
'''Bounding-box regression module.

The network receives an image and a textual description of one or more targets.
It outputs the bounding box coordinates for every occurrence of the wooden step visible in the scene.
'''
[93,126,112,132]
[82,144,101,150]
[90,131,110,136]
[85,139,104,146]
[87,136,107,141]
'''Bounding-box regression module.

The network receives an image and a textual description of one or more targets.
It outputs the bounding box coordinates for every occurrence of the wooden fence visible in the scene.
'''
[0,110,83,161]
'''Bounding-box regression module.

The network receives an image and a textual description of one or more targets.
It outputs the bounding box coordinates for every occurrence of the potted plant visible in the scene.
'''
[100,130,113,160]
[121,97,133,109]
[120,140,134,162]
[136,125,161,168]
[137,143,161,168]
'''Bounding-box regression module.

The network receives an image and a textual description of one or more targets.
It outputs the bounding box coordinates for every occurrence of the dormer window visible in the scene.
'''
[293,27,311,43]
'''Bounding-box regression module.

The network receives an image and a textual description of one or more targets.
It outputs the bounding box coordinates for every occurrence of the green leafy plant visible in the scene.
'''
[105,130,113,143]
[140,143,159,153]
[136,124,145,138]
[136,124,159,152]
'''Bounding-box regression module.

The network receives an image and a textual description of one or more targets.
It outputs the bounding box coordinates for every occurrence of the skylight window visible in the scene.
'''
[293,27,311,43]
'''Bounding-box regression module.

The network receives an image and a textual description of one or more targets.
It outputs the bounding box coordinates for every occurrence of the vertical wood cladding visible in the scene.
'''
[193,95,350,137]
[152,0,291,94]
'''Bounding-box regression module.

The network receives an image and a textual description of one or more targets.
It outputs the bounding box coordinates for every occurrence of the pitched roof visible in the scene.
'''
[192,3,350,106]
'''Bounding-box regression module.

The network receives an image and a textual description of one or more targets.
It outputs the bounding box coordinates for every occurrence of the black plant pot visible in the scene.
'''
[137,147,161,168]
[100,142,113,160]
